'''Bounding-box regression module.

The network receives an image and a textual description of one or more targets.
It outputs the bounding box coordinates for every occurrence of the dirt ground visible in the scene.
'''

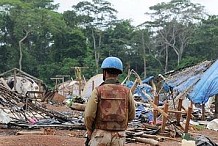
[0,127,217,146]
[0,104,217,146]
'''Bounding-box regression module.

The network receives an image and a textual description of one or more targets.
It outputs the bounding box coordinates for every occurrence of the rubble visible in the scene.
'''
[0,64,217,145]
[0,83,85,129]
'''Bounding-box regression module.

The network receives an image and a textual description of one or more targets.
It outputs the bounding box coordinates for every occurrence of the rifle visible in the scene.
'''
[84,134,90,146]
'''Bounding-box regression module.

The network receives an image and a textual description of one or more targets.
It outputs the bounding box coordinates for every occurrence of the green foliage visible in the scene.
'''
[175,56,202,70]
[0,0,217,88]
[37,62,62,87]
[193,125,205,131]
[188,15,218,60]
[60,58,80,75]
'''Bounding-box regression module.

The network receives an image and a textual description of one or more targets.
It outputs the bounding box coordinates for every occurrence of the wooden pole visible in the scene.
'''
[62,77,64,95]
[153,95,159,124]
[184,106,192,133]
[181,106,194,118]
[161,102,169,132]
[72,67,89,96]
[215,95,218,118]
[141,90,168,119]
[13,69,17,91]
[140,133,181,142]
[176,98,183,125]
[71,103,86,111]
[170,87,176,109]
[201,103,205,120]
[134,137,159,146]
[51,77,63,91]
[79,79,81,96]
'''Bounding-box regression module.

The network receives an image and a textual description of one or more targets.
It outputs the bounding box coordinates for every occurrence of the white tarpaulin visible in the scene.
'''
[0,109,11,124]
[207,119,218,131]
[81,74,103,100]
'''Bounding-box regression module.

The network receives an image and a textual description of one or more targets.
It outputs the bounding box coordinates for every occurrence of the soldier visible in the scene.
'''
[84,56,136,146]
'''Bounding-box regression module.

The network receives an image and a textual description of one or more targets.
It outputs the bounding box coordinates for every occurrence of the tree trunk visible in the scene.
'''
[141,31,146,78]
[178,42,185,65]
[19,30,30,70]
[91,28,99,74]
[164,45,169,73]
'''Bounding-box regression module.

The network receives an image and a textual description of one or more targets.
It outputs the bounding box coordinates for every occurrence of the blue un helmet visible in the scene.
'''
[101,57,123,74]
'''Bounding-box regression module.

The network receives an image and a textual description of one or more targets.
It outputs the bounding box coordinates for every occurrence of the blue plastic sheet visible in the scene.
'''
[174,74,201,92]
[188,60,218,104]
[125,80,134,88]
[125,80,153,101]
[142,76,154,84]
[166,61,210,91]
[162,82,171,92]
[135,104,153,122]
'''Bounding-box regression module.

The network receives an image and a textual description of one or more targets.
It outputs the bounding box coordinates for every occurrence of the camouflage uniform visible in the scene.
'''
[84,78,136,146]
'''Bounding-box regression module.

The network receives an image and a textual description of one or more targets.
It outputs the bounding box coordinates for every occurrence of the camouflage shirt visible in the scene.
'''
[84,78,135,131]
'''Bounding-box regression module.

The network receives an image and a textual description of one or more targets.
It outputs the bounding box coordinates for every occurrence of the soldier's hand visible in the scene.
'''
[87,130,92,139]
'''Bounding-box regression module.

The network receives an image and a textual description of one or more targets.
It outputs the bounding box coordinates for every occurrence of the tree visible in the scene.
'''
[101,20,135,73]
[146,0,205,72]
[131,28,152,78]
[73,0,117,73]
[0,0,63,71]
[188,15,218,61]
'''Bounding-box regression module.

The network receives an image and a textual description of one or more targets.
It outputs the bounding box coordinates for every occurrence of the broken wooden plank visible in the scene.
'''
[9,122,86,130]
[141,90,169,118]
[16,130,44,135]
[134,137,159,145]
[71,103,86,111]
[141,133,181,142]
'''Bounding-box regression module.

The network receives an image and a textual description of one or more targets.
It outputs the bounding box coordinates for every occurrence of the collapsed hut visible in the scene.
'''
[0,68,44,97]
[163,60,218,119]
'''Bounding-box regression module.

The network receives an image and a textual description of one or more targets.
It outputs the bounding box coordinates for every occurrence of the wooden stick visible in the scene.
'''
[184,106,192,133]
[201,103,205,120]
[168,110,186,114]
[142,90,169,118]
[181,106,194,118]
[215,95,218,117]
[140,123,160,130]
[161,102,169,132]
[153,95,159,124]
[134,137,159,145]
[71,103,86,111]
[176,98,183,125]
[141,133,181,142]
[126,131,144,136]
[16,130,44,135]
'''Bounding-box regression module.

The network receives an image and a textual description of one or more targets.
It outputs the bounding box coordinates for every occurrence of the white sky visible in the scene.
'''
[54,0,218,26]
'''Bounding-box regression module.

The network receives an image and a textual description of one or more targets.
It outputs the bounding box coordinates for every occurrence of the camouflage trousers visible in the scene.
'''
[89,129,125,146]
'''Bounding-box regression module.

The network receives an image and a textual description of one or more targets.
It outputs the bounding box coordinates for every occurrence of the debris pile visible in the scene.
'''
[0,61,218,145]
[0,83,85,129]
